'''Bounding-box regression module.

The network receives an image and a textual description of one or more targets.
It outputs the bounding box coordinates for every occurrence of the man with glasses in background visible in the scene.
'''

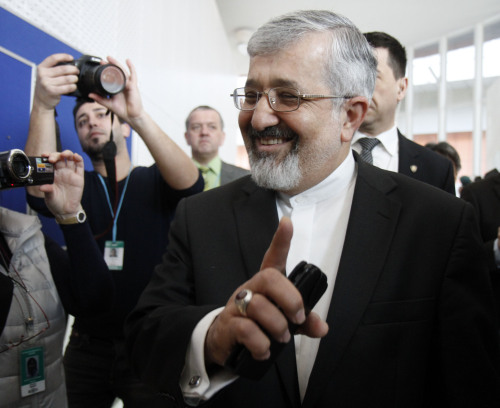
[126,10,500,407]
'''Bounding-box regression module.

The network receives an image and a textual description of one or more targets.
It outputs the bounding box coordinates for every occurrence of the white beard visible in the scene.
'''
[248,145,301,191]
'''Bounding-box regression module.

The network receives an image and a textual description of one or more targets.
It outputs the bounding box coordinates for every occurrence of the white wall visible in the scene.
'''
[0,0,243,166]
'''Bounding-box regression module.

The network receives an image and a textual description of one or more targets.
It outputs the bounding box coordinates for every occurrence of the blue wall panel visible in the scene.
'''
[0,52,32,213]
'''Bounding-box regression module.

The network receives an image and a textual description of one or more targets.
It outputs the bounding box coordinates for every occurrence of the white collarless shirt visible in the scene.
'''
[277,152,357,399]
[352,126,399,172]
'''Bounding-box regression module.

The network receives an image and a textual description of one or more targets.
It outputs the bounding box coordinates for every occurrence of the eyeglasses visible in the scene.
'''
[231,87,352,112]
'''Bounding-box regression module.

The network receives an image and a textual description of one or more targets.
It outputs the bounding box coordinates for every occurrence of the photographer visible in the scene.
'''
[1,150,114,408]
[24,53,203,407]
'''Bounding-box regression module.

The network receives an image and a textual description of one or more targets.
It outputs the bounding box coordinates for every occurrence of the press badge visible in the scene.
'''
[104,241,124,270]
[20,346,45,397]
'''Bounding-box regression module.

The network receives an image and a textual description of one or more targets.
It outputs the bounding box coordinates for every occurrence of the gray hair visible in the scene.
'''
[247,10,377,104]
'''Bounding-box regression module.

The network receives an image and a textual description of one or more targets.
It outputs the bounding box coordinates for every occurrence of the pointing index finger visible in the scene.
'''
[260,216,293,274]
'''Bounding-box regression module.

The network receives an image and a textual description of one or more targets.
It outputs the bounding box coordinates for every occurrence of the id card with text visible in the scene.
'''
[104,241,124,270]
[20,346,45,397]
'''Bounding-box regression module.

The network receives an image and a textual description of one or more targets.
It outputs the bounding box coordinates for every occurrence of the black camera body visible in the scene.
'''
[59,55,126,99]
[0,149,54,190]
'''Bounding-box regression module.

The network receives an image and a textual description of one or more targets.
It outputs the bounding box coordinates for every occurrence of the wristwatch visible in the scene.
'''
[56,209,87,225]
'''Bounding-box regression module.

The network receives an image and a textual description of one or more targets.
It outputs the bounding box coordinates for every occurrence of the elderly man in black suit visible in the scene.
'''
[126,10,500,407]
[353,32,455,194]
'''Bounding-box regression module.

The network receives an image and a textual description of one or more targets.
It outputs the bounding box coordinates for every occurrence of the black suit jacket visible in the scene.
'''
[126,155,500,407]
[461,174,500,324]
[397,130,456,194]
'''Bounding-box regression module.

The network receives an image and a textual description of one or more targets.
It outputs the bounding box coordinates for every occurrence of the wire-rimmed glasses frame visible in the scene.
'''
[231,87,352,112]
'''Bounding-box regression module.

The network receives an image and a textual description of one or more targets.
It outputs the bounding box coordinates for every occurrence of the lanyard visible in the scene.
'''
[97,165,133,242]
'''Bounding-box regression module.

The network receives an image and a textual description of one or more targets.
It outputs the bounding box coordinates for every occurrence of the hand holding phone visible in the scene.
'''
[225,261,328,380]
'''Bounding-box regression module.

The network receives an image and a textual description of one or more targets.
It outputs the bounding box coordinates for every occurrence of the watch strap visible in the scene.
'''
[56,209,87,225]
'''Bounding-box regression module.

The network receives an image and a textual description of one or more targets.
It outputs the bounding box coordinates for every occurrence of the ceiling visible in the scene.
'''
[215,0,500,75]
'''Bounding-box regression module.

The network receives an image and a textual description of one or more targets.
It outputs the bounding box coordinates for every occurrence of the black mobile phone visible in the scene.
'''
[225,261,328,380]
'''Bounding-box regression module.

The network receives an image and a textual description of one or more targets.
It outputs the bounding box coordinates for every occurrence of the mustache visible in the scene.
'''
[246,125,298,141]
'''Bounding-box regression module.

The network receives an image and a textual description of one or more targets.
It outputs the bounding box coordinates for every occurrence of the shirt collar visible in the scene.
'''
[193,156,222,175]
[278,152,356,208]
[353,125,399,157]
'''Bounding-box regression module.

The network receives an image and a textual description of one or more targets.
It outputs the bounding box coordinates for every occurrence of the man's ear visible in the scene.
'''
[397,77,408,102]
[340,96,369,143]
[120,122,132,139]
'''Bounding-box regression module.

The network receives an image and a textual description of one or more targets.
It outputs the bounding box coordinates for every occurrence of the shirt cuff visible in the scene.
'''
[180,307,238,406]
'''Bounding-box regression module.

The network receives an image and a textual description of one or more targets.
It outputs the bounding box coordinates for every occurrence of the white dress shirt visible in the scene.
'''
[352,126,399,172]
[180,153,357,405]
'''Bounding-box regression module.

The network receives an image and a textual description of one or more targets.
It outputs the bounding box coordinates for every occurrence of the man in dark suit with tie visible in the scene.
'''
[126,10,500,407]
[353,31,456,195]
[185,105,249,190]
[461,173,500,336]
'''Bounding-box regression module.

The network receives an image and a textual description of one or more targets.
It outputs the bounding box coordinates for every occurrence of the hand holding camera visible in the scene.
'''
[61,54,146,129]
[33,53,152,144]
[33,53,80,111]
[85,56,147,128]
[34,53,128,113]
[58,55,126,99]
[39,151,85,222]
[1,148,85,223]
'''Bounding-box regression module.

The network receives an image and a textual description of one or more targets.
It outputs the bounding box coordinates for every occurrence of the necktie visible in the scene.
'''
[358,137,380,165]
[199,166,216,191]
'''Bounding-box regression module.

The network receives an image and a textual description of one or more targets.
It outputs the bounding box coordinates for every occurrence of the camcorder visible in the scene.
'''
[0,149,54,190]
[59,55,126,99]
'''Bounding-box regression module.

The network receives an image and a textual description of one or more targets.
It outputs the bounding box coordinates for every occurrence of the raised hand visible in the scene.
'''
[88,57,145,127]
[33,53,79,111]
[39,150,85,219]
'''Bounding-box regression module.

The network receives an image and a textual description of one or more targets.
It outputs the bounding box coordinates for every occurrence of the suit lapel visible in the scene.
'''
[233,180,279,279]
[233,180,301,406]
[397,130,420,178]
[220,161,230,186]
[303,161,401,407]
[275,340,301,408]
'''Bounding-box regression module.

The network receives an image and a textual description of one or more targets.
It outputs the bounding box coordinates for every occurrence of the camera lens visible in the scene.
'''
[1,149,32,181]
[98,65,126,95]
[10,151,31,180]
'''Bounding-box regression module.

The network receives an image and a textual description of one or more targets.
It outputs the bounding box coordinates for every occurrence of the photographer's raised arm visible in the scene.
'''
[25,53,79,198]
[89,57,200,190]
